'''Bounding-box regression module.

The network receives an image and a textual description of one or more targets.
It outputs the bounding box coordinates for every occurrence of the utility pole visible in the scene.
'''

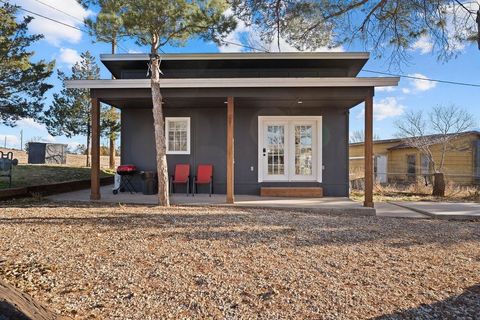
[20,129,23,151]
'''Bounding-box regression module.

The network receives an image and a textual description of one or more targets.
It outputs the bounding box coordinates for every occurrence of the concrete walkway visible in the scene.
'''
[48,185,375,216]
[374,202,429,219]
[389,201,480,219]
[47,186,479,219]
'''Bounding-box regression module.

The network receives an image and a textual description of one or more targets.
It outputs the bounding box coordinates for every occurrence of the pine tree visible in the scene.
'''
[230,0,479,61]
[43,51,100,167]
[120,0,236,206]
[0,3,54,126]
[83,0,125,169]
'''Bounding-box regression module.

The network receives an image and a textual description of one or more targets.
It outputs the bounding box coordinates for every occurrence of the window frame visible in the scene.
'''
[165,117,191,155]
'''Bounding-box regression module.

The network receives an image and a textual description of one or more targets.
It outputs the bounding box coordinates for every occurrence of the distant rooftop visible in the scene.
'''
[349,131,480,147]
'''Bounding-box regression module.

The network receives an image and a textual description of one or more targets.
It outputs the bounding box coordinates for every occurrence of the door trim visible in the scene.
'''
[258,116,322,183]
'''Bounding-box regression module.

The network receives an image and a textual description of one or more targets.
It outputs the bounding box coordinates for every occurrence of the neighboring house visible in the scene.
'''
[350,131,480,185]
[67,52,399,206]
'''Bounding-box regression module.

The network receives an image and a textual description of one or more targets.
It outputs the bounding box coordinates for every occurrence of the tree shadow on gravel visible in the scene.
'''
[375,284,480,320]
[0,202,479,248]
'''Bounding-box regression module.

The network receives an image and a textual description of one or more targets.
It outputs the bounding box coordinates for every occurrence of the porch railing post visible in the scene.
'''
[226,96,234,204]
[91,96,101,200]
[364,88,374,207]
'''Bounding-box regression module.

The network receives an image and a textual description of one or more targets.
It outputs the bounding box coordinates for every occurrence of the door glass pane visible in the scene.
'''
[295,125,313,175]
[266,125,285,175]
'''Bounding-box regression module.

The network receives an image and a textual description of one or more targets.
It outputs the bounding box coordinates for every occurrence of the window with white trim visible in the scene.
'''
[165,117,190,154]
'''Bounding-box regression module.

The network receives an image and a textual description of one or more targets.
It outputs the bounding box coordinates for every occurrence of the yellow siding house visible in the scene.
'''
[349,131,480,185]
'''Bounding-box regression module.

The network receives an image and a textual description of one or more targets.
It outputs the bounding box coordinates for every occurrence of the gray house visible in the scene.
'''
[67,52,399,207]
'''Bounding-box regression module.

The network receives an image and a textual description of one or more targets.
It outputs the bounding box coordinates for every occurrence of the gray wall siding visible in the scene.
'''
[121,105,349,196]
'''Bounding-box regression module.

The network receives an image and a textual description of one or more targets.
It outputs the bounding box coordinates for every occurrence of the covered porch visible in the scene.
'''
[68,76,399,208]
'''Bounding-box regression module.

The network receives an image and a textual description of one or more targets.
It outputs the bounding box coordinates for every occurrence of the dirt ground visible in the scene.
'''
[0,200,479,319]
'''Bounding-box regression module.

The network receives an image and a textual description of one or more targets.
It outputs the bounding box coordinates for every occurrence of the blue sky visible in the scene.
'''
[2,0,480,150]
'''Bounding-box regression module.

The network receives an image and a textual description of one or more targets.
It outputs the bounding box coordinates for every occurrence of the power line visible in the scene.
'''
[32,0,84,23]
[29,0,130,54]
[7,0,480,88]
[4,0,132,53]
[3,0,84,31]
[362,69,480,88]
[222,40,270,52]
[223,39,480,89]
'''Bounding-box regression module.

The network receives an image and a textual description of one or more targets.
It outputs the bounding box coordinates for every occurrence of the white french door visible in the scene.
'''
[259,116,322,182]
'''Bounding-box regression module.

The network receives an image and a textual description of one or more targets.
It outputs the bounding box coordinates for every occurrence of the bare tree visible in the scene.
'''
[350,130,380,143]
[395,104,476,196]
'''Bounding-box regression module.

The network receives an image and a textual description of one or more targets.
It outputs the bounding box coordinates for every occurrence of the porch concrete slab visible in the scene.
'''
[389,202,480,219]
[47,185,375,216]
[374,202,429,219]
[48,185,159,204]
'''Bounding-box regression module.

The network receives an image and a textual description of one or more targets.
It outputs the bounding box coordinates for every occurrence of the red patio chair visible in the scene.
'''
[193,164,213,196]
[170,164,190,196]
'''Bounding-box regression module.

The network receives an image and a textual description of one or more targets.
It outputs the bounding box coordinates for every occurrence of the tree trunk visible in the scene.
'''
[150,55,169,206]
[109,39,116,170]
[432,172,445,197]
[86,123,91,167]
[109,133,115,169]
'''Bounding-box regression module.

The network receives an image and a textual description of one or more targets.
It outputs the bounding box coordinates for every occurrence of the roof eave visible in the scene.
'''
[100,52,371,62]
[66,77,400,89]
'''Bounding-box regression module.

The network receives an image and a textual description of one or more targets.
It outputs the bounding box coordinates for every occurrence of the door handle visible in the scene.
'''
[262,148,266,156]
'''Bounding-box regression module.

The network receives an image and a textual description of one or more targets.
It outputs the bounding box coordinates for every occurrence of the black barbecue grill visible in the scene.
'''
[113,165,137,194]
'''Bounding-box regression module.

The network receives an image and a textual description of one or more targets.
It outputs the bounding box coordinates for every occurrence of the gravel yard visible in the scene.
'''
[0,200,479,319]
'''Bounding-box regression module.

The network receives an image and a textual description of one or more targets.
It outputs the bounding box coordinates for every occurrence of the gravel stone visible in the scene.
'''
[0,201,479,319]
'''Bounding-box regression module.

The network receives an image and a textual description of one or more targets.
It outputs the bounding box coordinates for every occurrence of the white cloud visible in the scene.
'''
[0,135,20,148]
[376,86,396,92]
[373,97,405,120]
[357,97,405,121]
[16,118,56,144]
[17,118,46,131]
[12,0,92,46]
[408,73,437,92]
[402,88,411,94]
[442,1,480,53]
[41,135,56,143]
[411,35,433,54]
[58,48,81,66]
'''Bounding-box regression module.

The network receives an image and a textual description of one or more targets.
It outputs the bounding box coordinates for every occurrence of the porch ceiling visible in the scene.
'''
[93,87,371,109]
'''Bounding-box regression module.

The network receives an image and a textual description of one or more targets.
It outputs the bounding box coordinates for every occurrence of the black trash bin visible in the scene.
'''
[141,171,157,195]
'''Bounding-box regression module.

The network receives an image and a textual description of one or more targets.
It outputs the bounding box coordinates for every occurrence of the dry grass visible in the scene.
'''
[0,148,119,169]
[0,200,479,319]
[0,165,113,189]
[351,180,480,203]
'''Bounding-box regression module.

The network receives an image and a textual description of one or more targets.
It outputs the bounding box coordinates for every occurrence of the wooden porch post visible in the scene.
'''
[364,88,374,207]
[90,96,101,200]
[226,96,234,204]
